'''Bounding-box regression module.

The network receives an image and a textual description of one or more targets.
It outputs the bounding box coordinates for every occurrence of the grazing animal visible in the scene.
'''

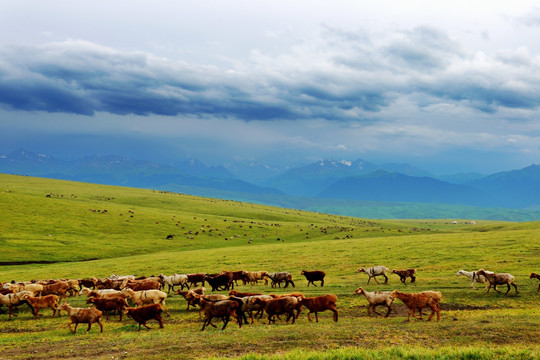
[3,282,43,296]
[120,279,161,291]
[78,279,95,290]
[86,296,128,321]
[353,287,394,317]
[476,269,518,295]
[299,294,338,322]
[390,290,442,321]
[187,273,206,288]
[456,270,491,289]
[158,273,189,293]
[265,272,295,288]
[232,295,273,324]
[205,273,234,291]
[121,288,170,316]
[391,269,417,284]
[228,290,263,297]
[357,266,389,284]
[41,281,70,299]
[300,270,326,287]
[199,298,241,331]
[252,296,299,324]
[0,291,34,320]
[125,304,164,331]
[175,287,206,310]
[242,271,269,285]
[59,302,103,334]
[531,273,540,291]
[20,294,60,319]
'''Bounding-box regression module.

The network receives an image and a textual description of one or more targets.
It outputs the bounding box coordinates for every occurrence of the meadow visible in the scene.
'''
[0,174,538,360]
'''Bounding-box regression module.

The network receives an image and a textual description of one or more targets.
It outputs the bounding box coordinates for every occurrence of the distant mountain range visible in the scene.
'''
[2,149,540,212]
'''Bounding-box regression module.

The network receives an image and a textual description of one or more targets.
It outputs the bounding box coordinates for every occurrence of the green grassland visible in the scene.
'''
[0,174,538,360]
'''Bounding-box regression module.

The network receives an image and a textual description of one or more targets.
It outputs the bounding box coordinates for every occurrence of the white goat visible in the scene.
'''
[456,269,492,289]
[356,266,389,284]
[353,287,394,317]
[158,273,188,293]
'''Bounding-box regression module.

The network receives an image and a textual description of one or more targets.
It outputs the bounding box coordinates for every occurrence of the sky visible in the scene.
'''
[1,1,540,175]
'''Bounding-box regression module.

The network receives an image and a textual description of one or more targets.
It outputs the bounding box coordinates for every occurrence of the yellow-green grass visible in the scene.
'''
[0,174,538,360]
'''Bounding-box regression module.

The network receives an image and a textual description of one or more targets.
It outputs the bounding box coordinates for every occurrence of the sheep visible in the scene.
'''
[252,296,298,324]
[353,287,394,317]
[0,291,34,320]
[121,288,170,316]
[390,290,442,321]
[300,270,326,287]
[356,266,389,284]
[175,287,206,310]
[299,294,338,322]
[265,272,295,288]
[158,273,189,293]
[456,270,491,289]
[234,295,274,324]
[531,273,540,291]
[391,269,417,284]
[3,282,43,296]
[86,296,128,321]
[58,302,103,334]
[20,294,60,319]
[476,269,518,295]
[125,304,164,331]
[242,271,269,285]
[199,298,241,331]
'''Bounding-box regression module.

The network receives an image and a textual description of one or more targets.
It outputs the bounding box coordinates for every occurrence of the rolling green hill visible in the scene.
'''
[0,174,538,360]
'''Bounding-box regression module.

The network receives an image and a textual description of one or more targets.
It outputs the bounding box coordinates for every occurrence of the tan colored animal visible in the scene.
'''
[0,291,33,320]
[121,288,170,316]
[476,269,518,295]
[390,290,442,321]
[20,294,60,319]
[41,281,70,299]
[3,282,43,296]
[354,287,394,317]
[59,302,103,334]
[357,266,389,284]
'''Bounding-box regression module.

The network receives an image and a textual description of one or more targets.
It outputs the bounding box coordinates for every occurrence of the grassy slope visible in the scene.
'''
[0,174,538,360]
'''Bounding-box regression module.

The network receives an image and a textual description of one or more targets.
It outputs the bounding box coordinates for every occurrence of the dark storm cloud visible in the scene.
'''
[0,27,539,122]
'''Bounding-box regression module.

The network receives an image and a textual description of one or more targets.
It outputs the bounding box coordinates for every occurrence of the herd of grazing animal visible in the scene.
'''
[0,265,537,333]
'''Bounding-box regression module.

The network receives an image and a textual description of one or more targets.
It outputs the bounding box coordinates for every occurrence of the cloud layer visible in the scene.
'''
[1,24,538,121]
[2,2,540,174]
